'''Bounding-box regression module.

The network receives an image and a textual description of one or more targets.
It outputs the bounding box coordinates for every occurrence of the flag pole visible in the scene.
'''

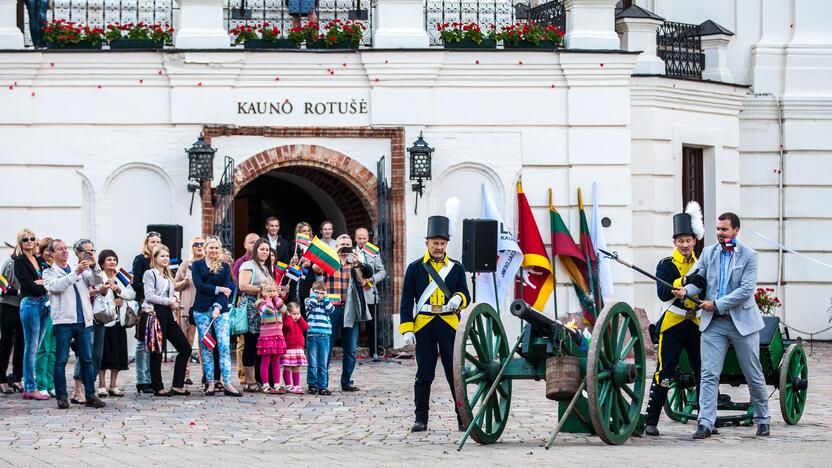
[516,180,524,335]
[548,188,559,321]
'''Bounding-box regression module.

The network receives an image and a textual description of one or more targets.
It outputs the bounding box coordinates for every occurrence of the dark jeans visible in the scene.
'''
[366,304,379,356]
[414,317,458,424]
[0,302,23,383]
[53,322,94,400]
[149,306,191,391]
[330,306,358,389]
[25,0,49,47]
[74,322,104,380]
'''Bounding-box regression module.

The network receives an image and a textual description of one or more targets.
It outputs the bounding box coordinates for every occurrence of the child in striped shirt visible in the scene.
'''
[304,281,334,395]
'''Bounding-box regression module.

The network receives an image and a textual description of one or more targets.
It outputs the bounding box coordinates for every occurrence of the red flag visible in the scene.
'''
[515,182,554,311]
[578,188,602,322]
[201,332,216,351]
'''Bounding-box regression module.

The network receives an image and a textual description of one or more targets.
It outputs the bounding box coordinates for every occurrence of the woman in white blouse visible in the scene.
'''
[96,249,135,397]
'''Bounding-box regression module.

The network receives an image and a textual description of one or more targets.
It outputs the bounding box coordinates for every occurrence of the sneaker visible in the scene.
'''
[289,386,304,394]
[262,385,276,394]
[276,386,287,395]
[47,389,56,398]
[23,391,49,401]
[85,397,106,409]
[97,387,108,398]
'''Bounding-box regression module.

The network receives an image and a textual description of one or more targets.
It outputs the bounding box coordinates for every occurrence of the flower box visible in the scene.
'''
[443,38,497,49]
[46,41,102,50]
[109,39,164,50]
[503,39,559,50]
[243,38,300,49]
[307,39,359,50]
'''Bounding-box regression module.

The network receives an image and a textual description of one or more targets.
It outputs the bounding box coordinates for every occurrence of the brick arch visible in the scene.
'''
[232,144,377,226]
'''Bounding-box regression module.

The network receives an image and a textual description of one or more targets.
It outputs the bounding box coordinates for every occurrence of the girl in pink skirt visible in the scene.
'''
[255,280,287,394]
[281,301,308,394]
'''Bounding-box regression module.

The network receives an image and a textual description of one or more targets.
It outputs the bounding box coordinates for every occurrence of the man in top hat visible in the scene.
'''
[643,202,705,436]
[400,215,470,432]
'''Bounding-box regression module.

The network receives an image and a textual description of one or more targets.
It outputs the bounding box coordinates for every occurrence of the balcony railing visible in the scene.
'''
[656,21,704,79]
[23,0,178,47]
[424,0,564,46]
[224,0,373,46]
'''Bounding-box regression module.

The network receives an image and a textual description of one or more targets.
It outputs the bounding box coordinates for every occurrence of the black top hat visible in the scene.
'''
[426,215,450,240]
[673,213,694,238]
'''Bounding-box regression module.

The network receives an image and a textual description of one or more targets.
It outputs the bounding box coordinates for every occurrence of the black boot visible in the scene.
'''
[643,382,669,429]
[413,381,431,431]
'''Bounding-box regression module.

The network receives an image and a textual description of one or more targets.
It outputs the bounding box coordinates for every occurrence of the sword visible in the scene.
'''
[598,248,702,305]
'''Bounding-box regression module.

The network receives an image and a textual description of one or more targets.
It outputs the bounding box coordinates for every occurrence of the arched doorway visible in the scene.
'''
[233,165,374,255]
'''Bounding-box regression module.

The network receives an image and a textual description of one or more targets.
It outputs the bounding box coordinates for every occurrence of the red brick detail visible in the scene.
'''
[200,126,406,317]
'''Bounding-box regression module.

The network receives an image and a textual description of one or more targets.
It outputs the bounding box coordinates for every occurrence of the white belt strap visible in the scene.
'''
[418,304,455,314]
[667,304,699,318]
[414,262,454,313]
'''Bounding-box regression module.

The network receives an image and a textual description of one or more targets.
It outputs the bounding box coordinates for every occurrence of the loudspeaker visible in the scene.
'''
[462,219,498,273]
[147,224,183,264]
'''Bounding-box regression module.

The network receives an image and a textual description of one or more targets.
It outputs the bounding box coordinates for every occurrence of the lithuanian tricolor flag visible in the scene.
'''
[274,261,288,274]
[515,182,554,311]
[361,242,380,257]
[302,237,341,275]
[549,188,594,325]
[0,274,8,295]
[578,188,602,323]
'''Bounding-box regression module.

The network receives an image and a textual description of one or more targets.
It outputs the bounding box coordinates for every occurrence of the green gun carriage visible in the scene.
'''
[661,316,809,427]
[453,300,647,449]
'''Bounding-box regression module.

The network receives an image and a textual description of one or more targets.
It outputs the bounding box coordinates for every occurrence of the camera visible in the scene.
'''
[83,251,94,262]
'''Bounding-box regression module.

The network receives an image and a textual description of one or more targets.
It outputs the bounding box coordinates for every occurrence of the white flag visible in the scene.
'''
[476,184,524,310]
[591,182,614,300]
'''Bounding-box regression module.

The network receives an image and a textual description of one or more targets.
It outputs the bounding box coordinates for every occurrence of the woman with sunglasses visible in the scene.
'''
[132,231,161,394]
[174,236,209,386]
[12,229,50,400]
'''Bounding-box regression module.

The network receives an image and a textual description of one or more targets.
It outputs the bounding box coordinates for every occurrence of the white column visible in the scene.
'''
[0,0,24,49]
[372,0,430,48]
[174,0,230,49]
[615,16,665,74]
[783,0,832,97]
[701,33,733,82]
[563,0,620,50]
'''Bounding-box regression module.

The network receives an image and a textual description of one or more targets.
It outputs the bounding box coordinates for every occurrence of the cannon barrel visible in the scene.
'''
[510,300,558,337]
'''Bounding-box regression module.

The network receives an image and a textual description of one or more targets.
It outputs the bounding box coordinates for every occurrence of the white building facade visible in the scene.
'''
[0,0,830,347]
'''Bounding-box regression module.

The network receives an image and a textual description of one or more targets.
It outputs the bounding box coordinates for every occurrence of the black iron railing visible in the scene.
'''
[225,0,373,46]
[213,156,235,254]
[656,21,704,79]
[424,0,565,46]
[23,0,177,47]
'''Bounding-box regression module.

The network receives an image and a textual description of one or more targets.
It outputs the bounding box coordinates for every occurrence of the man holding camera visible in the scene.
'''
[42,239,106,409]
[400,215,470,432]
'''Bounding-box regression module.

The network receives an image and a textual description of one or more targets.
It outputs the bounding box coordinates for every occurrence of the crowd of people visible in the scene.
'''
[0,218,386,409]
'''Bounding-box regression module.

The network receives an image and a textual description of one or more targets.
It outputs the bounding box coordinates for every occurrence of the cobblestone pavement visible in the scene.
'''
[1,344,831,467]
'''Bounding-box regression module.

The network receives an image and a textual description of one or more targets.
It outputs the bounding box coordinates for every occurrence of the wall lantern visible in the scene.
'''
[408,132,433,215]
[186,133,216,214]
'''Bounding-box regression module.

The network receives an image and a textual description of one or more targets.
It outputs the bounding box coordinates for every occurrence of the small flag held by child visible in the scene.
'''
[361,242,380,257]
[0,274,9,295]
[327,293,342,306]
[201,332,216,351]
[274,262,288,274]
[286,265,304,282]
[116,268,133,288]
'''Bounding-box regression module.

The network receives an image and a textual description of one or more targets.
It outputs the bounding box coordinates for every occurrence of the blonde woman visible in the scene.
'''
[143,245,191,396]
[192,237,241,396]
[174,236,205,385]
[132,231,161,394]
[13,228,50,400]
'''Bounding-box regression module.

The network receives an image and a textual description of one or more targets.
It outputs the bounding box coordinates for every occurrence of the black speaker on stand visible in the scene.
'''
[147,224,183,265]
[462,219,498,303]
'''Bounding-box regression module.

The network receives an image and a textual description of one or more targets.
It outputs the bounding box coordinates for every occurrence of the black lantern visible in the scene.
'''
[186,134,216,214]
[408,132,433,214]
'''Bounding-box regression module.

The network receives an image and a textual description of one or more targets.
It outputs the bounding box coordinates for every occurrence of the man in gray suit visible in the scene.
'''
[675,212,770,439]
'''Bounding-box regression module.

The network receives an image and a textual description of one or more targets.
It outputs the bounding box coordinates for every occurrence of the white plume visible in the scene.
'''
[446,197,460,239]
[685,201,705,240]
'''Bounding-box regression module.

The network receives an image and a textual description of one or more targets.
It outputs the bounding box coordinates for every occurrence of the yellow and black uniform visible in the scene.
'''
[644,249,703,427]
[399,251,470,426]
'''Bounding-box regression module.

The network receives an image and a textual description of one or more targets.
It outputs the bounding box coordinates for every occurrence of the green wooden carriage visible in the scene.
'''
[662,316,809,427]
[453,300,647,448]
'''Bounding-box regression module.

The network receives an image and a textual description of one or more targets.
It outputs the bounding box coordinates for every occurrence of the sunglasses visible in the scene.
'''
[193,242,204,247]
[146,231,161,238]
[21,237,36,243]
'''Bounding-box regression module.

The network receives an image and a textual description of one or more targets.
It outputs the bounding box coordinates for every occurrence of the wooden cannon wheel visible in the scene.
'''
[586,302,647,445]
[453,303,513,444]
[779,343,808,425]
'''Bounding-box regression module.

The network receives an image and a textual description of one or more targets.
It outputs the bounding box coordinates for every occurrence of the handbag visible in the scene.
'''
[123,303,138,328]
[229,285,248,335]
[93,294,118,324]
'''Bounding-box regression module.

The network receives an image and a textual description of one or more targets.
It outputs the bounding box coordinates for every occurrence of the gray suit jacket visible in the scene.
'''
[683,242,764,336]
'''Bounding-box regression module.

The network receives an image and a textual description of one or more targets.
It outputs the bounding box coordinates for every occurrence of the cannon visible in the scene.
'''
[453,300,647,449]
[661,315,809,427]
